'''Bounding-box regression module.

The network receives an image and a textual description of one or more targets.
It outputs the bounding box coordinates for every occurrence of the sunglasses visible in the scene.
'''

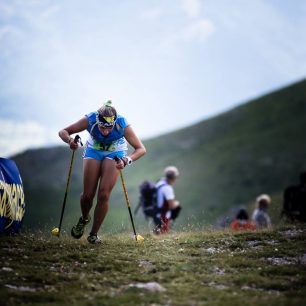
[97,114,116,128]
[98,122,115,128]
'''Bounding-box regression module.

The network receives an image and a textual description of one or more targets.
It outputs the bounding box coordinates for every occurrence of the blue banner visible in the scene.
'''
[0,158,25,234]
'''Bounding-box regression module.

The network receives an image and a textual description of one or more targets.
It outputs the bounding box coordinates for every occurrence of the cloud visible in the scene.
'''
[140,2,215,51]
[1,0,305,158]
[140,7,164,20]
[0,2,14,19]
[0,25,18,41]
[0,25,21,47]
[0,0,60,59]
[0,119,59,157]
[159,18,215,52]
[181,19,215,42]
[0,0,60,29]
[181,0,201,18]
[40,4,60,20]
[212,0,306,78]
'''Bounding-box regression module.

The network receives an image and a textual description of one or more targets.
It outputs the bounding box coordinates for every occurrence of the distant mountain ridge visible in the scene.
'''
[12,79,306,230]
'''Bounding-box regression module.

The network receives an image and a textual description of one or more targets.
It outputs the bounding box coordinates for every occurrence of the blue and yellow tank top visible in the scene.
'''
[85,112,129,152]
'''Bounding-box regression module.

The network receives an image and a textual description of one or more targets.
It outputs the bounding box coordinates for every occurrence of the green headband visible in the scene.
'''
[104,100,112,107]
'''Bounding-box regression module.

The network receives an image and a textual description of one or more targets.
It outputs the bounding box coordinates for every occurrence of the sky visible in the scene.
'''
[0,0,306,157]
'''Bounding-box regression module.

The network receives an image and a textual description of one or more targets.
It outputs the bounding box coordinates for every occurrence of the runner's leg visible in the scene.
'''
[90,158,119,234]
[81,158,101,219]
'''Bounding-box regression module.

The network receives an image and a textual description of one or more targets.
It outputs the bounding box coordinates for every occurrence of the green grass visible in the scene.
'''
[1,225,305,306]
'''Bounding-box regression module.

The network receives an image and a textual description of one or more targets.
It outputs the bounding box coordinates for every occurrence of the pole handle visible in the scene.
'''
[74,134,83,146]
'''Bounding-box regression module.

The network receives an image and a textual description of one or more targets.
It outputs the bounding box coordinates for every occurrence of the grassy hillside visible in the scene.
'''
[0,226,305,306]
[138,79,306,223]
[12,79,306,231]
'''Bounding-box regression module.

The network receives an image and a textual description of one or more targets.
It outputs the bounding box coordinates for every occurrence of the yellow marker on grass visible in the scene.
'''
[51,227,60,237]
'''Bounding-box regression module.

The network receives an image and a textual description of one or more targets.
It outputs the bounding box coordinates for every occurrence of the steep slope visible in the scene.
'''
[12,79,306,230]
[137,79,306,223]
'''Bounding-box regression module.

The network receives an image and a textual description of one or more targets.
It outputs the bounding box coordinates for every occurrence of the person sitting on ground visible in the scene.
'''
[282,171,306,222]
[154,166,181,234]
[58,100,146,244]
[251,194,272,229]
[230,207,256,231]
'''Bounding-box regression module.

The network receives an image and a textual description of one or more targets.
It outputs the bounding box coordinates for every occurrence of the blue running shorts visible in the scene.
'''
[83,145,126,161]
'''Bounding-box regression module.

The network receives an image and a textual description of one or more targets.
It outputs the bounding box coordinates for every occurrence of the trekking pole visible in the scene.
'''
[115,157,144,242]
[51,135,82,237]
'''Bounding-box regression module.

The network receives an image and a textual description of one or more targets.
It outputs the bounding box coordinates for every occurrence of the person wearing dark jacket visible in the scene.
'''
[282,171,306,222]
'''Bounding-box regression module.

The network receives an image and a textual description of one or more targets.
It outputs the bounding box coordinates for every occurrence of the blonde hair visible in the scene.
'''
[256,194,271,209]
[164,166,180,179]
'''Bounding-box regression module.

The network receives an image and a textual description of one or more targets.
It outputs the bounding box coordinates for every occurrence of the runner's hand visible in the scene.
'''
[68,138,79,150]
[115,157,126,169]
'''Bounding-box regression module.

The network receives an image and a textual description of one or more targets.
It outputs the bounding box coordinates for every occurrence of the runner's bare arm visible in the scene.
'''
[58,117,88,147]
[124,126,146,161]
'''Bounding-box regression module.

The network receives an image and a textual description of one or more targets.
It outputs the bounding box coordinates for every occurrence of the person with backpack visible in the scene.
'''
[282,171,306,222]
[154,166,181,234]
[58,100,146,244]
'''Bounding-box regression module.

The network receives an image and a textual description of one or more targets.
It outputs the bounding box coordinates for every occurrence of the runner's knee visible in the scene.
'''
[97,189,111,204]
[81,192,95,203]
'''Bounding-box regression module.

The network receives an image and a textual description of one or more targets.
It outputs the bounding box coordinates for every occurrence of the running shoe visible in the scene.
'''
[71,216,91,239]
[87,232,102,244]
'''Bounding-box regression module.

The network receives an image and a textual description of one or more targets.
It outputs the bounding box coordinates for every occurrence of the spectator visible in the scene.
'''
[282,171,306,222]
[154,166,182,234]
[252,194,272,229]
[230,207,256,231]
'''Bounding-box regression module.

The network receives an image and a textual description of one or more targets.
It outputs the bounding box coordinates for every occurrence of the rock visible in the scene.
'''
[5,284,38,292]
[2,267,13,272]
[128,282,166,292]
